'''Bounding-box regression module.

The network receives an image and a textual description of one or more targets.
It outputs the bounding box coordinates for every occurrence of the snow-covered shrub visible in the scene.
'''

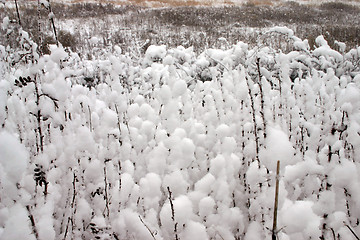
[1,21,360,240]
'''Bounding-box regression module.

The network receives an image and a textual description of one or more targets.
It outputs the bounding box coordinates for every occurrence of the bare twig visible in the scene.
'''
[64,172,77,239]
[39,93,59,109]
[88,105,92,131]
[330,228,336,240]
[272,161,280,240]
[345,224,360,240]
[26,205,39,240]
[104,166,110,218]
[114,104,123,146]
[139,215,157,240]
[34,75,43,153]
[113,232,120,240]
[167,187,179,240]
[256,57,267,139]
[46,0,58,45]
[14,0,21,26]
[245,74,260,164]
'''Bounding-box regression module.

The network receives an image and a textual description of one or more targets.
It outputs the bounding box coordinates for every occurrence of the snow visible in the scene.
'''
[40,0,49,8]
[139,173,162,208]
[172,79,187,97]
[1,24,360,240]
[1,17,9,31]
[260,126,296,172]
[280,200,321,238]
[283,157,324,183]
[268,26,294,37]
[37,202,56,240]
[75,126,96,153]
[244,221,263,240]
[246,161,267,189]
[210,154,226,177]
[90,37,99,45]
[84,159,102,182]
[1,204,36,240]
[48,12,55,20]
[182,220,208,240]
[145,45,167,63]
[163,170,189,196]
[0,131,28,184]
[0,80,9,126]
[117,209,154,240]
[331,159,358,188]
[195,173,216,194]
[215,124,231,139]
[199,196,216,218]
[49,45,68,64]
[173,195,193,226]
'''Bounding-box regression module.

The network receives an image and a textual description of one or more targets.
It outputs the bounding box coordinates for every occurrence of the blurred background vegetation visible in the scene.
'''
[1,1,359,56]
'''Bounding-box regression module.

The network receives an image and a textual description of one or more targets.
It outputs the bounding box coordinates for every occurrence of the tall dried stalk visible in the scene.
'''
[14,0,21,26]
[256,58,267,139]
[245,75,260,164]
[167,187,179,240]
[272,161,280,240]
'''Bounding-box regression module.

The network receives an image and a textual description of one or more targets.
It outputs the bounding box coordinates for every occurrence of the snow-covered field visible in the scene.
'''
[1,1,360,240]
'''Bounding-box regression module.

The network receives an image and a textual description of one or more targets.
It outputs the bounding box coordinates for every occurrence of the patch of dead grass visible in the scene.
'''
[65,0,279,7]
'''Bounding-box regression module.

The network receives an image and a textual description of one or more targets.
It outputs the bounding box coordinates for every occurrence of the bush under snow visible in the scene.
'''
[1,23,360,240]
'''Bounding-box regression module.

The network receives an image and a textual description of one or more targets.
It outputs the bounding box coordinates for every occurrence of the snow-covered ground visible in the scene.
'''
[1,1,360,240]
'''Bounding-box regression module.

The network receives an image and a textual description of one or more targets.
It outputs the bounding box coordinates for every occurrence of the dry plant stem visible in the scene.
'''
[346,224,360,240]
[139,215,157,240]
[37,0,43,56]
[34,75,44,153]
[104,166,110,218]
[114,104,123,146]
[47,0,58,45]
[14,0,21,26]
[272,160,280,240]
[88,105,92,131]
[26,205,39,240]
[256,58,267,139]
[167,186,179,240]
[245,75,260,164]
[64,173,77,239]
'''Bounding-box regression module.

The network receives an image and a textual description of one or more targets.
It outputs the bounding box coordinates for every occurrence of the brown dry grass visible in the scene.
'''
[67,0,278,7]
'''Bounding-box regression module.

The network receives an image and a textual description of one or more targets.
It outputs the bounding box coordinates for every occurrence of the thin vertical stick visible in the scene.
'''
[26,205,39,240]
[245,75,260,164]
[345,224,360,240]
[256,58,267,139]
[47,0,58,45]
[114,104,123,146]
[34,75,43,153]
[139,215,157,240]
[272,161,280,240]
[15,0,21,26]
[167,187,179,240]
[104,165,110,218]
